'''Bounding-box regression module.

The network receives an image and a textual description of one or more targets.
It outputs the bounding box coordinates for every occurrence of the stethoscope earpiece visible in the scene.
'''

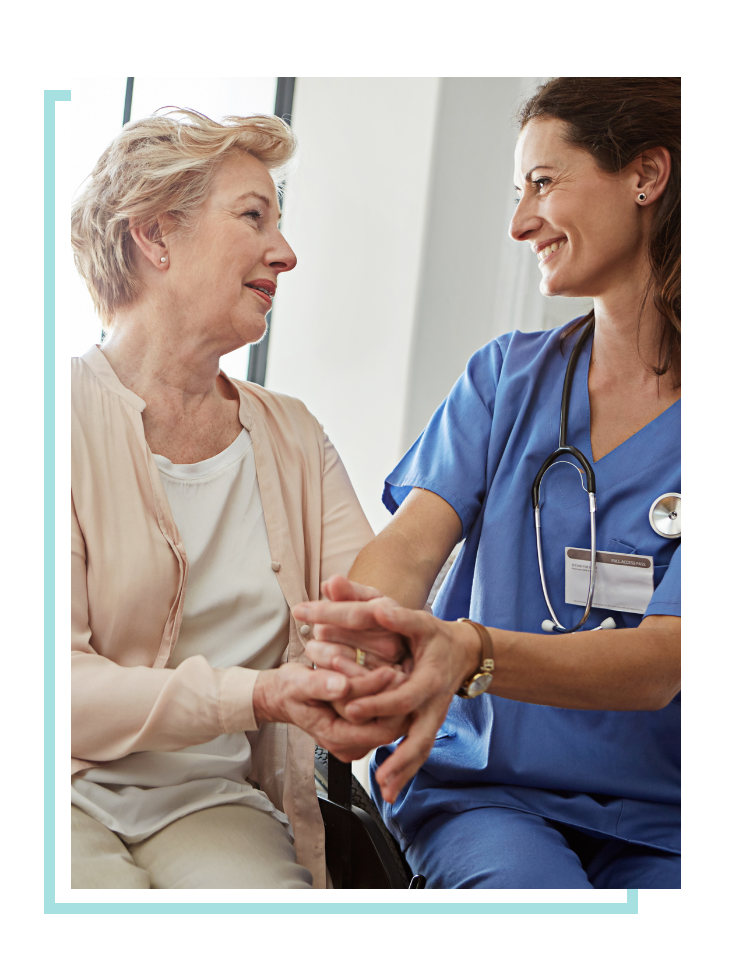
[542,616,616,633]
[597,617,617,631]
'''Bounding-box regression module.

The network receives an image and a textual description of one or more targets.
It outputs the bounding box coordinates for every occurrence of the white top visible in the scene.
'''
[72,428,293,844]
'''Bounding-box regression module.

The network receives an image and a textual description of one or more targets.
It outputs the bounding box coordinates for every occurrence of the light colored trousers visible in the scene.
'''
[71,803,313,889]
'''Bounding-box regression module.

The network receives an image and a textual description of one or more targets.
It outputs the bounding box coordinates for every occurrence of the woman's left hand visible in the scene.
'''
[294,597,481,803]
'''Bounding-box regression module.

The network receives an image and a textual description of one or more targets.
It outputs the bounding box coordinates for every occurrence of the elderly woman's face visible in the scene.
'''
[164,152,296,349]
[509,118,645,300]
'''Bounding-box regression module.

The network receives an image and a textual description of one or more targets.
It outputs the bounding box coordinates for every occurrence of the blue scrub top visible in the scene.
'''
[374,322,681,854]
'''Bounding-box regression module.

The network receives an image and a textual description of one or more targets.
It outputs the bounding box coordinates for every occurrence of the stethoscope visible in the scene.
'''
[532,319,681,634]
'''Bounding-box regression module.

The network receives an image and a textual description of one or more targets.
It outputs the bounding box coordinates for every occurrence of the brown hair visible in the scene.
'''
[517,77,680,385]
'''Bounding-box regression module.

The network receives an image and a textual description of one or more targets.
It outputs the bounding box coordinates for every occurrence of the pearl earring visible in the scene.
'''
[637,193,647,202]
[160,256,167,263]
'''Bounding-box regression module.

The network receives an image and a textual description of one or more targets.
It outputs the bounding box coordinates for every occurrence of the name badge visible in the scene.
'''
[564,548,654,615]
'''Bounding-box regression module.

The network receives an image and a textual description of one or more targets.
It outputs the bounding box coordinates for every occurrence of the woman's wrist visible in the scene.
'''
[253,669,282,726]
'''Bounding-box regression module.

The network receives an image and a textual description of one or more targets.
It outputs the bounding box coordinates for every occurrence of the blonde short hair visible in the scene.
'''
[71,107,297,326]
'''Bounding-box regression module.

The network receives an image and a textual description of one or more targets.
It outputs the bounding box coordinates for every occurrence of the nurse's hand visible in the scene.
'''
[329,663,410,723]
[294,597,482,802]
[308,575,413,670]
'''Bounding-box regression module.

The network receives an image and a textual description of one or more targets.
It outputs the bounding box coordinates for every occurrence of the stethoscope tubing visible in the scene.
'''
[535,492,597,633]
[533,319,598,635]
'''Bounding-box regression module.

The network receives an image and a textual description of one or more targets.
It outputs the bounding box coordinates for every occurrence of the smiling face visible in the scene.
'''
[509,118,648,301]
[162,151,296,351]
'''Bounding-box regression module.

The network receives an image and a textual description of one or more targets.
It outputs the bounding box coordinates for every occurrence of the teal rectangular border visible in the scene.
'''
[46,87,637,915]
[48,892,638,914]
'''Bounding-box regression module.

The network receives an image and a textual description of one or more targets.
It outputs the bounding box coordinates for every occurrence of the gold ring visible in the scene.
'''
[355,648,366,667]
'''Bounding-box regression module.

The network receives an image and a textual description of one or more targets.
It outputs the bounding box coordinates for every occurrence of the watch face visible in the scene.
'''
[467,673,494,697]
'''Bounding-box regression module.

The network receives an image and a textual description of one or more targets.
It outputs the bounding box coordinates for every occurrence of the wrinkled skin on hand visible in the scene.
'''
[304,577,411,739]
[252,659,411,763]
[293,576,479,803]
[314,576,412,670]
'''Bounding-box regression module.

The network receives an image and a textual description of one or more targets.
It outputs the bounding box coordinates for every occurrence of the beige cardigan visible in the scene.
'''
[71,346,374,888]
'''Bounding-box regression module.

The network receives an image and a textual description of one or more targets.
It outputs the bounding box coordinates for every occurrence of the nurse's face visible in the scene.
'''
[509,118,648,300]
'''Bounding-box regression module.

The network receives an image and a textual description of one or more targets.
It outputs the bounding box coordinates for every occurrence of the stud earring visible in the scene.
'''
[637,193,647,202]
[160,256,167,263]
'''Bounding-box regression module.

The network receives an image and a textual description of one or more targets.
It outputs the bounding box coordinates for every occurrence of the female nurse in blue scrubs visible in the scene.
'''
[294,77,681,889]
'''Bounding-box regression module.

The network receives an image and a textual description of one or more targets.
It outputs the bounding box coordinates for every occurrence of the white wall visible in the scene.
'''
[266,78,441,532]
[267,78,591,531]
[402,77,592,452]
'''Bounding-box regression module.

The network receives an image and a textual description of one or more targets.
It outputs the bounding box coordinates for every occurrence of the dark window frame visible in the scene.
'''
[247,77,295,386]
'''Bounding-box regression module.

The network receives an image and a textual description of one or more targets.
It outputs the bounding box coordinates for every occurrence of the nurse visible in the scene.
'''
[294,77,681,888]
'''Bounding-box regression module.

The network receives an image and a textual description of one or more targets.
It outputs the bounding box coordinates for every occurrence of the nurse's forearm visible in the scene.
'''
[347,487,463,610]
[486,615,680,711]
[348,532,435,610]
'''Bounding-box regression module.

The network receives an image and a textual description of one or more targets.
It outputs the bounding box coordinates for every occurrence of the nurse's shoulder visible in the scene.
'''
[465,318,586,397]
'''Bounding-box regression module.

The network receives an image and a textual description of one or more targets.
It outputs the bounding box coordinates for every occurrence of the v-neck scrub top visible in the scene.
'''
[372,322,681,855]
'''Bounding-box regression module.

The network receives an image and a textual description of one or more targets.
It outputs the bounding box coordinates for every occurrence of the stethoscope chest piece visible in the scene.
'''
[649,493,681,538]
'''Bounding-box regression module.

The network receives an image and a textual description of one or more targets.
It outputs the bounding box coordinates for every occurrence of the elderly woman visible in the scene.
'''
[295,77,681,889]
[70,109,403,889]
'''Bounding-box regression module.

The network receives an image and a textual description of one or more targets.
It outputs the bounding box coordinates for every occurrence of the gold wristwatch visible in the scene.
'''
[455,618,494,698]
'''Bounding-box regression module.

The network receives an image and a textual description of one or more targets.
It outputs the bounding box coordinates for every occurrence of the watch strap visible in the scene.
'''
[456,618,494,697]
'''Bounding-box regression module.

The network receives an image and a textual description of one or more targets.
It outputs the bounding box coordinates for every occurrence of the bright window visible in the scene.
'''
[71,78,128,361]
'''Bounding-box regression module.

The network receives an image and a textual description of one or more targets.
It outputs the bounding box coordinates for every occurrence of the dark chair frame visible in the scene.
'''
[314,747,425,889]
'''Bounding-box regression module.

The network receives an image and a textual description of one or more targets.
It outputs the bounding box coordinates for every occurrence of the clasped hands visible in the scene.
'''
[291,576,482,803]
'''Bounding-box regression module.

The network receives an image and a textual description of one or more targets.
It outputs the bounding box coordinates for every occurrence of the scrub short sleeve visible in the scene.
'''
[383,338,507,537]
[643,544,681,618]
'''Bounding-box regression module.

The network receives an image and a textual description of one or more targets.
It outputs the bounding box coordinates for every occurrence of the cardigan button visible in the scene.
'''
[270,561,281,572]
[299,624,311,636]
